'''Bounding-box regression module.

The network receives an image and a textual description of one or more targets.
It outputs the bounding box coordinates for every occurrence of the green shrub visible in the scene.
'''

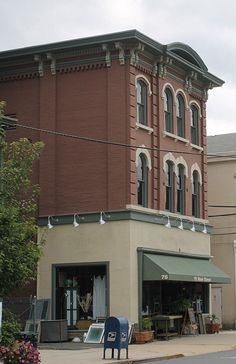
[1,309,21,347]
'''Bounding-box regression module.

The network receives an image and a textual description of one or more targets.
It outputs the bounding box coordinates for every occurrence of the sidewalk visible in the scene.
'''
[40,331,236,364]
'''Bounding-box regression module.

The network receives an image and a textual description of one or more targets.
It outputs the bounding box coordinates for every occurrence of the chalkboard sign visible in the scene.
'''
[188,308,196,324]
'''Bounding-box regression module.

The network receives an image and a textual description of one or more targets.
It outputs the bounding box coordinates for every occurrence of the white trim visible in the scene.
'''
[176,157,188,178]
[190,143,203,152]
[189,100,202,118]
[135,75,152,96]
[175,89,189,110]
[191,163,202,185]
[163,131,189,145]
[161,83,175,101]
[136,122,153,134]
[163,152,176,173]
[136,146,152,170]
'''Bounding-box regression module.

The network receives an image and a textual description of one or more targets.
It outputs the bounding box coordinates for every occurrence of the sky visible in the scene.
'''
[0,0,235,136]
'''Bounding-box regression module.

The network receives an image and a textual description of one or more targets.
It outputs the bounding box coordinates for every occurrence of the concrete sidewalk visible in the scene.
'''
[40,331,236,364]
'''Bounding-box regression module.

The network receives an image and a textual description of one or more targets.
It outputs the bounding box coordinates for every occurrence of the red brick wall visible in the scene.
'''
[0,55,208,219]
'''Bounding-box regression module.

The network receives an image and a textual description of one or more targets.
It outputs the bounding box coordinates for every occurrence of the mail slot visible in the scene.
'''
[103,316,129,360]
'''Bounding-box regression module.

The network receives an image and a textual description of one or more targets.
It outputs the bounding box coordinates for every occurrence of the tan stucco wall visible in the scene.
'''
[37,219,211,323]
[208,159,236,328]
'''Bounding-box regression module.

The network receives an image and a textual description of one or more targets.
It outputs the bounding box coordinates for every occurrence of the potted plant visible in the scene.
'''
[206,314,220,334]
[134,317,154,344]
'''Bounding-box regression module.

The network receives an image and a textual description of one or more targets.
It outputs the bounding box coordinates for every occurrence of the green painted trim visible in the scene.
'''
[137,247,212,260]
[137,250,143,328]
[37,210,212,233]
[0,29,223,87]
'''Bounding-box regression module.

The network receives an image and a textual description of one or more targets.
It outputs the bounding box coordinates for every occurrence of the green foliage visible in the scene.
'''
[0,138,44,296]
[173,296,191,313]
[141,316,153,331]
[1,309,21,347]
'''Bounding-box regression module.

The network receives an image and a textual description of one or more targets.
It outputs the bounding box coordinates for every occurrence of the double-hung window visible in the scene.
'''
[165,161,174,211]
[192,170,200,217]
[137,154,148,207]
[176,94,185,138]
[137,80,147,125]
[177,164,185,214]
[164,88,173,133]
[191,105,199,145]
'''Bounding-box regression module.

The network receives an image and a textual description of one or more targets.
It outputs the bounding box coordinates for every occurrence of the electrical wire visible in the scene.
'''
[3,119,236,160]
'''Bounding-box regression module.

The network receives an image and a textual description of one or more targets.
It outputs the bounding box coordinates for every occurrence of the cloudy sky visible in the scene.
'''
[1,0,235,136]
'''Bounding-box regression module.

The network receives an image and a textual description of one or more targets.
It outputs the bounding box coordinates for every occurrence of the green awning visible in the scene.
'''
[143,253,230,284]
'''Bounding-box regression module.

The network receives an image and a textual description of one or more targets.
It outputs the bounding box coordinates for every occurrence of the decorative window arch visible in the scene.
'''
[136,146,152,170]
[135,75,152,96]
[161,83,175,99]
[137,153,148,207]
[191,163,202,185]
[164,87,173,133]
[175,156,188,177]
[175,89,188,109]
[163,152,175,173]
[176,93,185,138]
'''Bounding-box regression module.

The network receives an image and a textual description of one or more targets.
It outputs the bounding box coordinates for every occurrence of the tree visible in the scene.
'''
[0,105,44,296]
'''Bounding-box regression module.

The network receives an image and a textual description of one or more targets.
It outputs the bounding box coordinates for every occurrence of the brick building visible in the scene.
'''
[0,30,229,328]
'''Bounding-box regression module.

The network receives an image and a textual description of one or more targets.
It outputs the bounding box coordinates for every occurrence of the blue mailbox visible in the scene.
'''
[103,316,129,360]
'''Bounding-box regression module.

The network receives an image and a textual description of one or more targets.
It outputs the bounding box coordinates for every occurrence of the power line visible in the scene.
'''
[209,213,236,217]
[4,119,236,160]
[209,205,236,208]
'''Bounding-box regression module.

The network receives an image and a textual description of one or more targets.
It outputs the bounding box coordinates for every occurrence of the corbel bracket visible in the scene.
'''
[185,71,198,93]
[130,42,145,66]
[102,44,111,67]
[115,42,125,65]
[47,53,56,75]
[34,54,44,77]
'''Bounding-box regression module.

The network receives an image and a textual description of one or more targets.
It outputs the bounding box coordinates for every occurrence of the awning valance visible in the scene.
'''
[143,253,230,284]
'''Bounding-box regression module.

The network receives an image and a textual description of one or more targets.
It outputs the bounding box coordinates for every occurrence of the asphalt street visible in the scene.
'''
[147,350,236,363]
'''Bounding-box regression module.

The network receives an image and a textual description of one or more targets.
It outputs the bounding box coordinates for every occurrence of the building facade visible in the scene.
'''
[208,133,236,329]
[0,30,229,327]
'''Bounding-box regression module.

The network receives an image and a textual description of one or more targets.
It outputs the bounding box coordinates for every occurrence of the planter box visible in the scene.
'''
[134,330,154,344]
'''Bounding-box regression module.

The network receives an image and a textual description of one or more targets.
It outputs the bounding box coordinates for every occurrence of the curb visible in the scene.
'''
[112,354,184,363]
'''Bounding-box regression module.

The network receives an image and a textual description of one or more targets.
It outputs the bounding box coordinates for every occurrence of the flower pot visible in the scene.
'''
[134,330,154,344]
[75,319,92,330]
[206,323,220,334]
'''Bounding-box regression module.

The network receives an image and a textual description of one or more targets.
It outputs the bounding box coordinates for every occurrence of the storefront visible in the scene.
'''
[138,249,230,318]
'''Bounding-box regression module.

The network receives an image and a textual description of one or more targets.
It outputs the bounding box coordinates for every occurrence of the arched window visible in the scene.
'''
[137,80,147,125]
[164,88,173,133]
[137,154,148,207]
[176,94,185,138]
[177,164,185,214]
[165,161,174,211]
[191,105,199,145]
[192,170,200,217]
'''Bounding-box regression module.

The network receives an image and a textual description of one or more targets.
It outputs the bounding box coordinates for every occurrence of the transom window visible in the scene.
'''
[137,80,147,125]
[191,105,199,145]
[192,170,200,218]
[137,154,148,207]
[164,88,173,133]
[176,94,185,138]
